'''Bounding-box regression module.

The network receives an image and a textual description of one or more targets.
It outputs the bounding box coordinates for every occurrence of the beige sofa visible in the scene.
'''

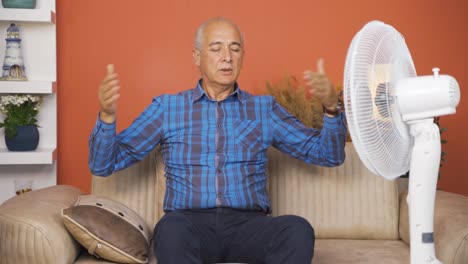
[1,143,467,264]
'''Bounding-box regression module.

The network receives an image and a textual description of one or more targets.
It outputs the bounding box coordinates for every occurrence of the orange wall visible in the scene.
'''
[57,0,468,195]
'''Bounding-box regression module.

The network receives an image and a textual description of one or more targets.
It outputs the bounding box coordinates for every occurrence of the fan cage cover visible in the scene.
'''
[343,21,416,179]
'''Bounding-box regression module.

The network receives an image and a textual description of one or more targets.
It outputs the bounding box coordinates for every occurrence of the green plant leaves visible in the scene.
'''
[0,95,42,138]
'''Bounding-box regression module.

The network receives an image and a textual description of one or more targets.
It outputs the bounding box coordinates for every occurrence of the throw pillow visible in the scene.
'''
[62,195,151,263]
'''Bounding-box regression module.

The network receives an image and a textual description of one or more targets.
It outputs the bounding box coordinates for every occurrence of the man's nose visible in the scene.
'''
[221,49,232,62]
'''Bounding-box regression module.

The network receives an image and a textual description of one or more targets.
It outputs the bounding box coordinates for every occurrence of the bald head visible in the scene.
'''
[191,17,245,98]
[194,17,244,50]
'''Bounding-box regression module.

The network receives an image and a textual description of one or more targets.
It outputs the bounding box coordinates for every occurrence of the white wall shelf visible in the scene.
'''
[0,8,55,24]
[0,81,56,93]
[0,0,57,204]
[0,147,56,164]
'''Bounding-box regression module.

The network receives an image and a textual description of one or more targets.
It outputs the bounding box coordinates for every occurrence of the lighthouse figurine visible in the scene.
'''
[1,23,27,81]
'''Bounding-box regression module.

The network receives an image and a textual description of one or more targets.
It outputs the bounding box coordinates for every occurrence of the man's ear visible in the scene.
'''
[192,49,200,67]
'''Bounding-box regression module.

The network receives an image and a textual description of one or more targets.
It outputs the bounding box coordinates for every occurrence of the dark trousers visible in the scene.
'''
[152,207,315,264]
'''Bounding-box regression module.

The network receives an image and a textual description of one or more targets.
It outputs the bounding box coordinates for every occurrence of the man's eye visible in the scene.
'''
[231,48,240,52]
[210,48,221,52]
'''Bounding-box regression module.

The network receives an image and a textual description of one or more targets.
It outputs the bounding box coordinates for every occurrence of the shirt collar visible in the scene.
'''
[192,79,245,104]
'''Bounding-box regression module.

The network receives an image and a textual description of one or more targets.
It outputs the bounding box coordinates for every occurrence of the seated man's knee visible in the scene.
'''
[153,212,198,250]
[266,215,315,262]
[153,212,202,262]
[277,215,315,243]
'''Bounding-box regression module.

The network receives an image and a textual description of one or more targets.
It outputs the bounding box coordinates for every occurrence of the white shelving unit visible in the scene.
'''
[0,0,56,203]
[0,8,55,23]
[0,80,56,93]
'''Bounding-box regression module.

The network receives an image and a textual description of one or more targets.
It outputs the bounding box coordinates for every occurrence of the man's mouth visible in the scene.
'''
[219,68,233,75]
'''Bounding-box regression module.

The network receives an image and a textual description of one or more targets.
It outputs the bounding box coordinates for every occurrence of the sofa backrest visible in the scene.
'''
[268,143,399,240]
[92,149,166,232]
[92,142,400,240]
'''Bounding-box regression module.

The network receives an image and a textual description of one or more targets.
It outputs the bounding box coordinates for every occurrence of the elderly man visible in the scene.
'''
[90,17,346,264]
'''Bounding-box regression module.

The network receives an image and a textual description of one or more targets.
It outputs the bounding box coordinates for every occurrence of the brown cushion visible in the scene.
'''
[62,195,151,264]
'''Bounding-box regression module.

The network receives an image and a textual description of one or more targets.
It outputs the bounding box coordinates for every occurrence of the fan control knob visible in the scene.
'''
[432,67,440,78]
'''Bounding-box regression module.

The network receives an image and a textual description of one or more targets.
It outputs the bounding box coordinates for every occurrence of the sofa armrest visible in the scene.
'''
[0,185,84,264]
[399,190,468,264]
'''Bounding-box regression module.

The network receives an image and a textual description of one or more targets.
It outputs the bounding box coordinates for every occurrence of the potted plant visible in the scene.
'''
[266,74,350,141]
[266,74,324,129]
[0,94,43,151]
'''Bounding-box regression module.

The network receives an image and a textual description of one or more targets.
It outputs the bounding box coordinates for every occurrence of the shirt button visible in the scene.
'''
[217,169,222,173]
[217,124,222,128]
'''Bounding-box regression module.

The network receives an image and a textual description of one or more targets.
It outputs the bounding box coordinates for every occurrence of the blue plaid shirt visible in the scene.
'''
[89,81,347,213]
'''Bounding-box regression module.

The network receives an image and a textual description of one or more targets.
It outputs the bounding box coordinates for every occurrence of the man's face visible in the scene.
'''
[193,21,244,89]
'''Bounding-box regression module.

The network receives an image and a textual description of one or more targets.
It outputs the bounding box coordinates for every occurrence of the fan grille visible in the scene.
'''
[449,77,461,107]
[343,21,416,179]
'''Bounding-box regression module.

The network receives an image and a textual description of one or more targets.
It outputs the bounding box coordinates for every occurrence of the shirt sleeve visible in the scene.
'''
[88,96,166,176]
[270,98,347,167]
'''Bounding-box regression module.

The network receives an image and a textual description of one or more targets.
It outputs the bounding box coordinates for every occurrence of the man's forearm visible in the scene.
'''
[88,117,117,176]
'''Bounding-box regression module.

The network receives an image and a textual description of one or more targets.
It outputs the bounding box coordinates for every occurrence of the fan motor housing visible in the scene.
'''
[395,74,460,121]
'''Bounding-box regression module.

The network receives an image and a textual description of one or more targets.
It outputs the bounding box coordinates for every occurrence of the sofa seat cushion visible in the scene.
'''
[75,239,409,264]
[314,239,410,263]
[75,251,157,264]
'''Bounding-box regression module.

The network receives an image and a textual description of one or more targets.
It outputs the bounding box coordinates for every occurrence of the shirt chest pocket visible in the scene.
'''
[233,119,264,152]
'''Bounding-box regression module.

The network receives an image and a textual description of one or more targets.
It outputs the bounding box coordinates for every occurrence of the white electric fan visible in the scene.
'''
[343,21,460,263]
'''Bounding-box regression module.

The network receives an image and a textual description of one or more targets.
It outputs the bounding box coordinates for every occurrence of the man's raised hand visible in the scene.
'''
[303,58,338,110]
[98,64,120,123]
